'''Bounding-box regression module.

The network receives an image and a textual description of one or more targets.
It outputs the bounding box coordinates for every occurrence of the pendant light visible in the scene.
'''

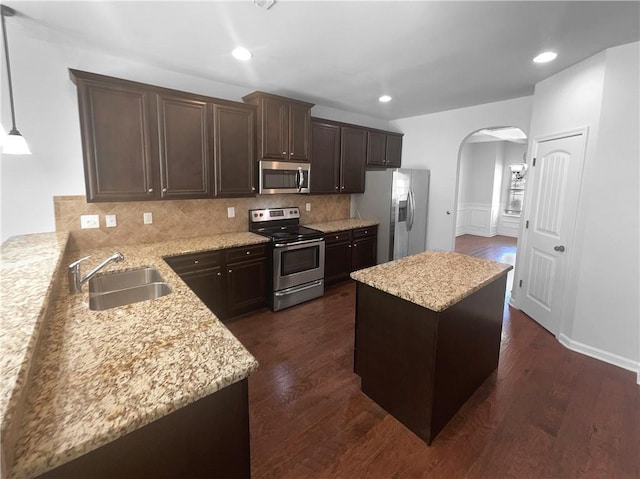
[1,5,30,155]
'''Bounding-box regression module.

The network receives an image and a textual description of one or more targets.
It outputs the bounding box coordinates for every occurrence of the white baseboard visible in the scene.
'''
[558,333,640,383]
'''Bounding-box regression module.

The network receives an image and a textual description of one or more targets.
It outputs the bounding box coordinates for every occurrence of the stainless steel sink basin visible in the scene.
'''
[88,267,171,311]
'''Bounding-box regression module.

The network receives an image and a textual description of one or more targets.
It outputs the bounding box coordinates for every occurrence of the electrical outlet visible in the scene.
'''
[143,212,153,225]
[305,202,311,212]
[227,207,235,218]
[105,214,117,227]
[80,214,99,229]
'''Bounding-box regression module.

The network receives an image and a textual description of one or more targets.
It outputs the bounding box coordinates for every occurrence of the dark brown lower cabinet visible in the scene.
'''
[351,226,377,271]
[324,226,378,287]
[165,245,267,321]
[354,275,507,446]
[36,379,251,479]
[324,230,353,286]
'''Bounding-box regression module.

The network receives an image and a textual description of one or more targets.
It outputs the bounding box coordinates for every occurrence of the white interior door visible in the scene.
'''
[519,132,586,334]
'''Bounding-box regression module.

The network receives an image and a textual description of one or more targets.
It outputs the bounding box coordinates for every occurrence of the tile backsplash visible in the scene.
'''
[54,195,350,251]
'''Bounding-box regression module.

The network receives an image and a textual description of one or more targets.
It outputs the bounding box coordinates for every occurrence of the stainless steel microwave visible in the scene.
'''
[259,160,310,194]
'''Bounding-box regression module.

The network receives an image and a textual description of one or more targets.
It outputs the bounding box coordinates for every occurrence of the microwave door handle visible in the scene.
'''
[297,167,304,192]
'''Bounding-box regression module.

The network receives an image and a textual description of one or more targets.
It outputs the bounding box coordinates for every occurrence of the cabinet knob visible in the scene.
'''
[194,260,199,264]
[341,186,345,190]
[364,230,368,234]
[228,269,232,273]
[282,151,287,155]
[246,251,250,255]
[217,272,222,276]
[162,187,167,193]
[335,235,339,239]
[348,245,352,248]
[148,188,153,193]
[335,186,339,190]
[252,187,256,191]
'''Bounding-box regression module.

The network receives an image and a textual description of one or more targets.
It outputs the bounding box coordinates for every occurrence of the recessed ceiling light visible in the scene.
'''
[533,51,557,63]
[232,47,252,61]
[378,95,392,103]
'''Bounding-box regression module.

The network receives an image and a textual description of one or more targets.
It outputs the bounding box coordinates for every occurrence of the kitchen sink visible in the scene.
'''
[88,267,171,311]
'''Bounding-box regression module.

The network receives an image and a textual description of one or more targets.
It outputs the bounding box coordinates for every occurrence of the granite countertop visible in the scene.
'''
[305,218,379,233]
[2,232,268,479]
[351,251,513,312]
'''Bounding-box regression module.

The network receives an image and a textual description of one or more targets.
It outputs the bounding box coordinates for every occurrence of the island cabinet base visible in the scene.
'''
[36,379,251,479]
[354,277,507,445]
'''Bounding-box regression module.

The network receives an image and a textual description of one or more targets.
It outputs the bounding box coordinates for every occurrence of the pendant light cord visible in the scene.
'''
[1,6,18,132]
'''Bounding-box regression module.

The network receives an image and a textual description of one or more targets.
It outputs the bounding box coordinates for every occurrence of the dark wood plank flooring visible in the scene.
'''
[227,235,639,479]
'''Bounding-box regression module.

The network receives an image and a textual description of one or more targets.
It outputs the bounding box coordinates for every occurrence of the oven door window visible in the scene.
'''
[280,245,320,276]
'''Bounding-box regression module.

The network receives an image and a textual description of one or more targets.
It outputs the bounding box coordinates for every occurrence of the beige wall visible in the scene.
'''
[55,195,350,250]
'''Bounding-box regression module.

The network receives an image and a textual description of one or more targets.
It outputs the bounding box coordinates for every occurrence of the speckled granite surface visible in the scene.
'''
[1,232,69,478]
[305,218,378,233]
[3,232,267,479]
[351,251,513,312]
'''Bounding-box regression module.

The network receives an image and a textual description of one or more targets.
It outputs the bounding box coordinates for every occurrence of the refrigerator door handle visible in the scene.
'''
[407,189,416,231]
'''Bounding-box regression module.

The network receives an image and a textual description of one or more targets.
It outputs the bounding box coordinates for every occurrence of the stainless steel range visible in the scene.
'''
[249,207,325,311]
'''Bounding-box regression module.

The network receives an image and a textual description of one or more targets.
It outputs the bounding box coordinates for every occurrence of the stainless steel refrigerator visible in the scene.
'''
[351,169,430,263]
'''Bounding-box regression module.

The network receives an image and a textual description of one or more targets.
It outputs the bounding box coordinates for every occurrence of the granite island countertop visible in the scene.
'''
[304,218,379,233]
[350,251,513,312]
[2,232,268,479]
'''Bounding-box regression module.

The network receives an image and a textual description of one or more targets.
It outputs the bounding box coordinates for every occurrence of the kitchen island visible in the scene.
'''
[1,232,268,479]
[351,251,512,445]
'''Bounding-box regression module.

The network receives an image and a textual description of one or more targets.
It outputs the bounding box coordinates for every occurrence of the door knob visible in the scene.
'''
[554,245,566,252]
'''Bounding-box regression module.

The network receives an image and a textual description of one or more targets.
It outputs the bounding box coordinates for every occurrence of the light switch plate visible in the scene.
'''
[305,202,311,212]
[105,214,117,227]
[143,212,153,225]
[227,207,235,218]
[80,214,99,229]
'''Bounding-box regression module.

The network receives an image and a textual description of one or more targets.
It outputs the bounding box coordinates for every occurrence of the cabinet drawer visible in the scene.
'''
[325,230,352,244]
[226,244,267,262]
[164,250,221,273]
[352,226,378,238]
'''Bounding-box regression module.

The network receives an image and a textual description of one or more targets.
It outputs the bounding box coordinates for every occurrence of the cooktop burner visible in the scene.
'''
[249,207,324,243]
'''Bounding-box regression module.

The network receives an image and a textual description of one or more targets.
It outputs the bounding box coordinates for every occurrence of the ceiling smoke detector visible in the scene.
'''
[253,0,275,10]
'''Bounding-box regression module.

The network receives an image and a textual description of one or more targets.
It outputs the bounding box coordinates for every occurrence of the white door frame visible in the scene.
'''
[511,126,590,338]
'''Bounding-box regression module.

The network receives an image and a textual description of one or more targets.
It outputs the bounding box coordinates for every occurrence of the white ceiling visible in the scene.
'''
[8,1,640,120]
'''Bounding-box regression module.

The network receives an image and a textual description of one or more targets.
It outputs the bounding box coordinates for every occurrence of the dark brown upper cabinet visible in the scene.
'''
[310,119,366,194]
[385,133,403,168]
[242,91,313,162]
[340,126,368,193]
[212,104,256,197]
[366,130,403,168]
[73,75,155,202]
[157,93,211,199]
[70,69,256,202]
[310,120,341,193]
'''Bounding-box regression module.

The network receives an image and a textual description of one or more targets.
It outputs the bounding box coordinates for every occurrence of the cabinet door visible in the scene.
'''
[76,79,155,202]
[288,102,310,161]
[385,134,403,168]
[180,266,226,318]
[325,240,352,286]
[340,126,367,193]
[366,131,387,167]
[310,120,341,194]
[260,96,288,160]
[213,104,256,197]
[226,258,267,318]
[157,94,211,199]
[352,226,378,271]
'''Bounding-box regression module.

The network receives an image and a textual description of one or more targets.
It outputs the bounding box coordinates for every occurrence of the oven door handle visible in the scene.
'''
[274,280,324,297]
[274,238,324,248]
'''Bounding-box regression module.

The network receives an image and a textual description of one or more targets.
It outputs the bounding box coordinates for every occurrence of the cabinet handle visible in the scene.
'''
[148,188,153,193]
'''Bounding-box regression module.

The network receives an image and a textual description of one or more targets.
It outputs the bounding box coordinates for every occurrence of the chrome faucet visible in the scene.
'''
[68,252,124,293]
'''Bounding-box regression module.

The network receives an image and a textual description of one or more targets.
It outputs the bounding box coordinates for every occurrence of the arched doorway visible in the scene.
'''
[453,126,528,301]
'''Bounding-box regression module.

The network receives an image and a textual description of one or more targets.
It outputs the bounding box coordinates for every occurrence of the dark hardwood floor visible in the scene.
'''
[227,235,639,479]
